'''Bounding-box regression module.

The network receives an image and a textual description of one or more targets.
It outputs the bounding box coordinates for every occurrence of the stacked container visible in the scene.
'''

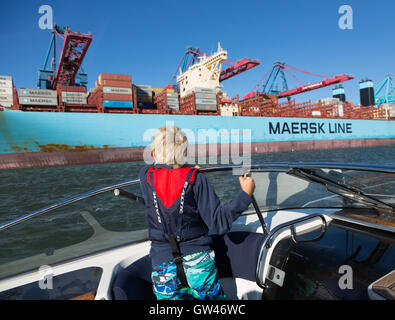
[153,91,179,110]
[0,76,14,107]
[239,93,277,116]
[18,88,58,107]
[58,85,87,106]
[190,87,217,111]
[88,73,134,111]
[179,92,197,115]
[134,85,153,109]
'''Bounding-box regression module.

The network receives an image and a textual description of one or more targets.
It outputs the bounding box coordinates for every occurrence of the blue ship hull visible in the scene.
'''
[0,108,394,169]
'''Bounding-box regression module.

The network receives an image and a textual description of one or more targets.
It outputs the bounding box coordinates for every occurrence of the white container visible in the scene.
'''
[0,75,12,81]
[166,92,178,98]
[188,87,216,94]
[19,97,58,106]
[195,98,217,105]
[196,103,217,111]
[62,97,87,105]
[195,92,216,99]
[0,87,13,95]
[0,94,13,105]
[102,87,133,95]
[61,91,87,98]
[0,79,12,88]
[19,88,57,98]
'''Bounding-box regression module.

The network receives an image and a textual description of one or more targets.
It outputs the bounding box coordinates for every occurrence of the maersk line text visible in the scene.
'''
[269,121,352,135]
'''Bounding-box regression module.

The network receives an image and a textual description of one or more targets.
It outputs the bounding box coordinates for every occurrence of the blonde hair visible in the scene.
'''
[152,126,188,167]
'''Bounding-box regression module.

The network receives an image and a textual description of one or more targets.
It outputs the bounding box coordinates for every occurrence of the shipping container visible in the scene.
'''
[195,92,216,99]
[0,95,13,104]
[166,98,179,104]
[102,93,133,101]
[19,97,58,106]
[135,84,152,89]
[0,75,12,81]
[102,87,133,95]
[196,103,217,111]
[137,95,153,103]
[136,91,152,97]
[57,85,86,93]
[167,92,178,98]
[19,88,57,98]
[98,73,132,83]
[102,100,134,108]
[62,97,87,105]
[189,87,216,94]
[134,85,153,96]
[0,79,12,88]
[168,104,179,110]
[61,91,87,98]
[195,98,217,105]
[137,101,154,108]
[0,87,13,95]
[99,80,132,88]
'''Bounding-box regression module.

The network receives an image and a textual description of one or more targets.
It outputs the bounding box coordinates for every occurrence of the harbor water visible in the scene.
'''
[1,145,394,223]
[0,145,394,273]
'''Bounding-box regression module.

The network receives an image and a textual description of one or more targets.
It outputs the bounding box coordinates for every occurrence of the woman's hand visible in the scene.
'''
[239,173,255,196]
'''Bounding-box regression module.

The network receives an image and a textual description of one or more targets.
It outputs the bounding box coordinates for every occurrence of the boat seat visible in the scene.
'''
[211,231,265,299]
[112,255,156,300]
[111,231,264,300]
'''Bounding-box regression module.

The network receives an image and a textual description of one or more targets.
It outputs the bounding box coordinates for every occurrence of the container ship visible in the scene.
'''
[0,25,394,170]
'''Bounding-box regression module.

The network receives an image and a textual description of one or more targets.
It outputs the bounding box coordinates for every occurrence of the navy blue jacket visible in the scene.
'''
[139,164,252,266]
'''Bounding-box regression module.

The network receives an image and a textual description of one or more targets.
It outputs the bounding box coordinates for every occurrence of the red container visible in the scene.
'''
[99,80,132,88]
[98,73,132,83]
[57,85,86,93]
[102,93,133,101]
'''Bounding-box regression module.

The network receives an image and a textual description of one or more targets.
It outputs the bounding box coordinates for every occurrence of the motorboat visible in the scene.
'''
[0,162,394,300]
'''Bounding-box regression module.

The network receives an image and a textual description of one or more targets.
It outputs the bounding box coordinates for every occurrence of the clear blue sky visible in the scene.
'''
[0,0,393,104]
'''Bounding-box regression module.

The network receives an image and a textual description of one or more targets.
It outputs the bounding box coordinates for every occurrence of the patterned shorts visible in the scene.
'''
[151,250,226,300]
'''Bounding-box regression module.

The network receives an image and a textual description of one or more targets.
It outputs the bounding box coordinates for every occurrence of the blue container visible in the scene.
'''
[102,100,133,108]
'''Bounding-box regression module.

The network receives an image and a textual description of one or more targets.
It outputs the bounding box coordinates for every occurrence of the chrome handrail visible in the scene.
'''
[255,213,328,289]
[1,162,393,232]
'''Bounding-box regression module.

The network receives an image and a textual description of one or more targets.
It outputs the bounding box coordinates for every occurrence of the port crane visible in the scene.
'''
[243,62,354,100]
[375,75,394,105]
[38,25,92,89]
[164,46,260,91]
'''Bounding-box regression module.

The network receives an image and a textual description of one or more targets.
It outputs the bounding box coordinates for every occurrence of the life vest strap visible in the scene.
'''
[168,233,189,288]
[148,167,198,289]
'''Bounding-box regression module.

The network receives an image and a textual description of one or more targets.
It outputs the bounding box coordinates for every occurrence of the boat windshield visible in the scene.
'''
[0,163,394,280]
[249,168,395,211]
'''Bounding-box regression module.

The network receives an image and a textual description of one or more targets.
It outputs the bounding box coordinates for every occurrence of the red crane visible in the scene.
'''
[220,58,260,82]
[51,26,92,89]
[277,74,355,98]
[243,62,354,100]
